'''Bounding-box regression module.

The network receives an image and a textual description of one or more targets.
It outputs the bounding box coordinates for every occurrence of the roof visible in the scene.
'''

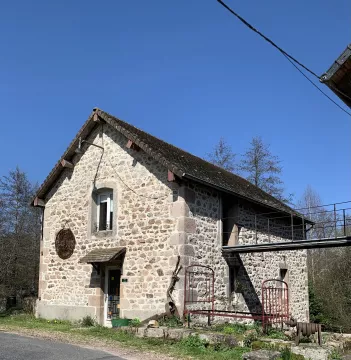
[320,44,351,108]
[80,247,126,263]
[33,108,303,218]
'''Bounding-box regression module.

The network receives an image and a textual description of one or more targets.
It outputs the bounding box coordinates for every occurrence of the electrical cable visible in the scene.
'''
[216,0,351,117]
[217,0,319,78]
[283,54,351,117]
[106,156,169,201]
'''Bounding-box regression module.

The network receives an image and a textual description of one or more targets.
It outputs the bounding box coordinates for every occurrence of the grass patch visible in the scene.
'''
[0,313,72,331]
[80,315,96,327]
[265,327,289,340]
[0,314,299,360]
[0,314,251,359]
[280,347,305,360]
[212,322,250,335]
[158,315,183,328]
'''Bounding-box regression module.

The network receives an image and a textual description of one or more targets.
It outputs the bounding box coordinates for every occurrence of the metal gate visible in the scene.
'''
[183,264,214,323]
[183,265,289,331]
[262,279,289,330]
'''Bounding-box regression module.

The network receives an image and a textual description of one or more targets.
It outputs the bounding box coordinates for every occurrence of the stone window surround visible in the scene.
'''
[88,180,119,239]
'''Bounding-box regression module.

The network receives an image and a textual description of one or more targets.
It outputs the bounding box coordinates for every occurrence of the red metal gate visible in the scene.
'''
[183,265,289,331]
[262,279,289,330]
[183,264,214,323]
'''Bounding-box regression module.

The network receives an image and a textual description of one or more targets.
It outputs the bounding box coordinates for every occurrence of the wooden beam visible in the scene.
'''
[33,197,45,207]
[168,170,176,182]
[126,139,140,151]
[93,113,105,123]
[60,159,74,169]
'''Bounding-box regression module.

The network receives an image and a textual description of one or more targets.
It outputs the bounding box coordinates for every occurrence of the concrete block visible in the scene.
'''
[169,232,187,245]
[177,217,196,234]
[43,227,50,241]
[36,303,96,322]
[88,295,102,307]
[145,327,165,338]
[166,328,194,340]
[171,202,190,218]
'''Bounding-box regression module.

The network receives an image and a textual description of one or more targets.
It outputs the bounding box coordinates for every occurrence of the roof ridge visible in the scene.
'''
[97,108,245,178]
[33,107,299,218]
[96,108,297,215]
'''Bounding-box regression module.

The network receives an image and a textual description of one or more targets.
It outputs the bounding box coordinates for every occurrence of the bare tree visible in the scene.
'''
[297,186,351,330]
[239,136,290,202]
[297,185,334,240]
[207,138,236,172]
[0,167,41,301]
[297,185,333,286]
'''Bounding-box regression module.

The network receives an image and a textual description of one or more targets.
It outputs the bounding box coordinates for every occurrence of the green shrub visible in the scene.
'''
[130,318,141,327]
[213,322,250,335]
[179,334,207,351]
[81,315,95,327]
[280,347,305,360]
[243,331,258,347]
[329,349,343,360]
[266,327,288,340]
[158,315,183,328]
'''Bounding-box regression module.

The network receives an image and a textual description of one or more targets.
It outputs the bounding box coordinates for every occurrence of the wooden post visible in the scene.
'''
[317,324,322,346]
[60,159,74,169]
[167,170,175,182]
[33,197,45,207]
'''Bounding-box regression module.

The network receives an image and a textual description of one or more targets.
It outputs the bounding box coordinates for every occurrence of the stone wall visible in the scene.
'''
[37,123,181,323]
[37,122,308,325]
[180,185,309,323]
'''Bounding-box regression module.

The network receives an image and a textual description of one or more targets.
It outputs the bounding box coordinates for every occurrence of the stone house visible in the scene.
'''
[32,108,309,326]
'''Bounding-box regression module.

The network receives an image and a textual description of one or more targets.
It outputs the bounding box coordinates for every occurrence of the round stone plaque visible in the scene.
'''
[55,228,76,259]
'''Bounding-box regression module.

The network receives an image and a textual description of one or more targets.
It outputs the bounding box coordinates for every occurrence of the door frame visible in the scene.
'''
[104,265,120,327]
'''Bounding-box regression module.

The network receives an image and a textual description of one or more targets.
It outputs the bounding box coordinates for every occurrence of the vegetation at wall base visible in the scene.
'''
[0,314,310,360]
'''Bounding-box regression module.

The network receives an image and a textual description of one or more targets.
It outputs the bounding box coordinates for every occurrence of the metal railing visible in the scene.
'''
[222,201,351,246]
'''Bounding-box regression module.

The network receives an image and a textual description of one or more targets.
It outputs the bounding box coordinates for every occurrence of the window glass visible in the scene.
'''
[99,201,108,230]
[110,194,113,230]
[97,190,113,231]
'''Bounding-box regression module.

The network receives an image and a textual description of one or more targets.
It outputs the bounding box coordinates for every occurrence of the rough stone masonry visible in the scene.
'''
[35,112,309,325]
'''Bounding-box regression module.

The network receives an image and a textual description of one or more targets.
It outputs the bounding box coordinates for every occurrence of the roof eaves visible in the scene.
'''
[31,110,98,205]
[320,44,351,83]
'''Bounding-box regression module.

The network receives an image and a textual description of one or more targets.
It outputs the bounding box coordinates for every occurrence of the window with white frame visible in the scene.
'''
[97,191,113,231]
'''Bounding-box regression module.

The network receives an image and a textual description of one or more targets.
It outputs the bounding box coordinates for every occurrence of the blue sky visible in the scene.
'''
[1,0,350,206]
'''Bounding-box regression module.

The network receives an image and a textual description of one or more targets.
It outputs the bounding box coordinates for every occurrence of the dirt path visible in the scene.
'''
[0,326,176,360]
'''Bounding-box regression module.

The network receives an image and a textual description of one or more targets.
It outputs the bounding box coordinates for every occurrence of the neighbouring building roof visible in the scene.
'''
[320,44,351,108]
[80,247,126,263]
[33,108,303,218]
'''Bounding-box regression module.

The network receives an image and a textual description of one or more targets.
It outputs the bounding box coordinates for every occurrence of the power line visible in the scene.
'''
[283,55,351,117]
[217,0,319,78]
[216,0,351,117]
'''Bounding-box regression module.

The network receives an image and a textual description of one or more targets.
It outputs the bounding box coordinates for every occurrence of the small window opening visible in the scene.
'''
[97,191,113,231]
[280,269,288,282]
[229,265,241,294]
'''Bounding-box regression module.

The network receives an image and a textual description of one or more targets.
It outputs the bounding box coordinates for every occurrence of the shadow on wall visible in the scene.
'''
[227,254,262,315]
[222,196,305,246]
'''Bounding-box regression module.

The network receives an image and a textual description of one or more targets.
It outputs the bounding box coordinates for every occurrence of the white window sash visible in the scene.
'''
[97,192,113,231]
